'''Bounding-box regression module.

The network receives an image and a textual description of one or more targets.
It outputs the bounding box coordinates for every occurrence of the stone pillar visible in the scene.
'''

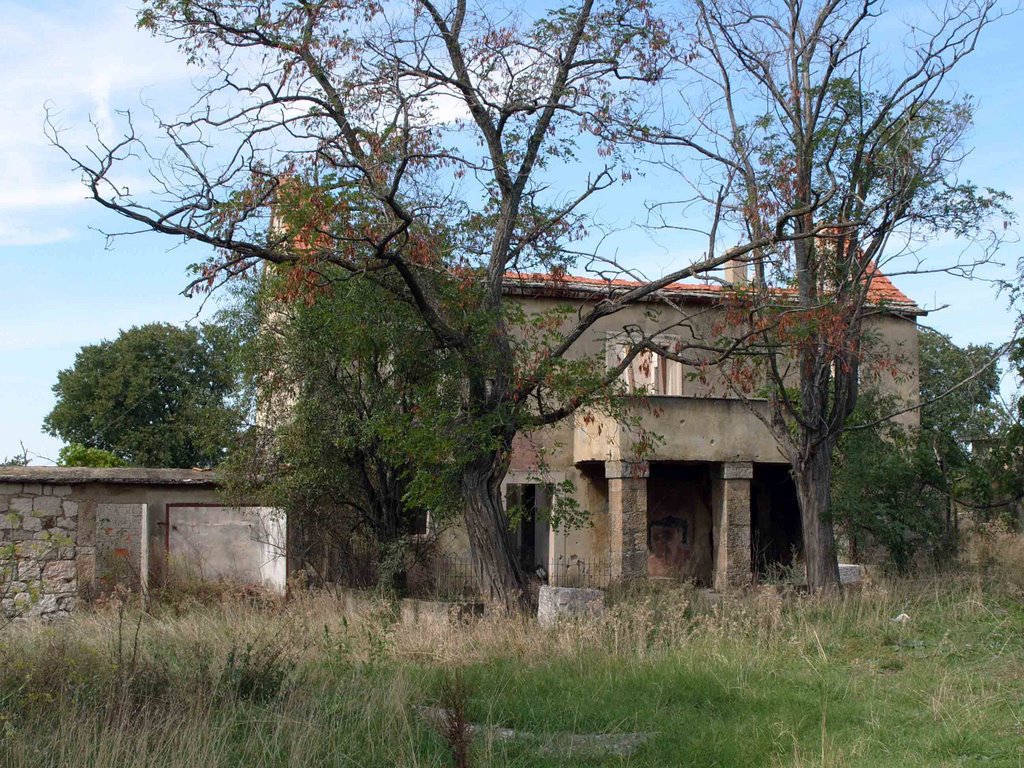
[605,461,649,582]
[713,462,753,591]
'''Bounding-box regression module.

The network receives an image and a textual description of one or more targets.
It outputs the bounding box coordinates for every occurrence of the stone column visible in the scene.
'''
[713,462,753,591]
[605,460,649,582]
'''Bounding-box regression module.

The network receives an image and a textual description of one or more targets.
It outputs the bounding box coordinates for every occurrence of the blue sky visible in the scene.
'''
[1,0,1022,463]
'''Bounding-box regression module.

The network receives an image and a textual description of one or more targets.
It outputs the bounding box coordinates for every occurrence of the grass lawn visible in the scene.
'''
[2,536,1023,767]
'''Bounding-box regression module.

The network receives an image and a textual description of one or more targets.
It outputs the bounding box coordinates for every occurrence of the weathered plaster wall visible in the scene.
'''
[647,464,713,584]
[163,505,286,592]
[553,465,609,580]
[49,482,222,593]
[502,292,922,582]
[573,397,787,465]
[511,293,922,408]
[862,313,921,429]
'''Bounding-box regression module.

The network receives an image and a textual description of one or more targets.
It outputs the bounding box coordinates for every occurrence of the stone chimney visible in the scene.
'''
[724,259,749,285]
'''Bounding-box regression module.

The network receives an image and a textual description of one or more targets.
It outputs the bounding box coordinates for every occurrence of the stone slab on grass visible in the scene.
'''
[839,563,865,584]
[418,706,651,758]
[537,585,604,627]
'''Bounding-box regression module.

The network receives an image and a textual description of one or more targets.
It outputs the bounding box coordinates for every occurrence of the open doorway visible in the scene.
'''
[505,483,551,578]
[751,465,803,580]
[646,463,714,585]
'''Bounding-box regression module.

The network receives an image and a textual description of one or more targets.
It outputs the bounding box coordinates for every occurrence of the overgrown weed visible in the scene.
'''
[1,534,1022,766]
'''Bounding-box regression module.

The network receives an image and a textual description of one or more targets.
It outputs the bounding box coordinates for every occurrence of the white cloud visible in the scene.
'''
[0,181,88,210]
[0,3,195,239]
[0,221,74,246]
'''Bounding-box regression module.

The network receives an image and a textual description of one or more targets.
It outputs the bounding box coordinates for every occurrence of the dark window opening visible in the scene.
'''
[751,465,803,580]
[506,483,550,575]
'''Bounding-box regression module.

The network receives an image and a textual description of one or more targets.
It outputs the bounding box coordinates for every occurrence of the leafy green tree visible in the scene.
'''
[222,268,463,590]
[44,323,242,468]
[833,330,1003,569]
[832,394,945,572]
[1,445,30,467]
[56,444,127,468]
[918,328,1003,535]
[974,338,1024,528]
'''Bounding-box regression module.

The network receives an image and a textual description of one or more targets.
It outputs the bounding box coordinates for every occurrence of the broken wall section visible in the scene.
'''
[0,485,146,619]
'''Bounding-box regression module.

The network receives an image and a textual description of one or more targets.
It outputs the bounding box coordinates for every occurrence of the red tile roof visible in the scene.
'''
[861,265,919,307]
[502,266,923,315]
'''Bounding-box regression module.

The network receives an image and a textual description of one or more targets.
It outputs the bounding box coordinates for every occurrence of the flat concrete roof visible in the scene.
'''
[0,467,219,487]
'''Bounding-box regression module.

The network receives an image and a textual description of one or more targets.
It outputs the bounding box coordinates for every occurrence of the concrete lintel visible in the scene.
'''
[604,460,650,480]
[721,462,754,480]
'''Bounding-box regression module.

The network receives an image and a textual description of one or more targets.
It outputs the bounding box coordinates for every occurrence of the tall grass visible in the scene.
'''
[2,530,1023,767]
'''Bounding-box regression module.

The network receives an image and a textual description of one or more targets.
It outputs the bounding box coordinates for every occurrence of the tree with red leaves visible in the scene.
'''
[52,0,772,611]
[643,0,1013,591]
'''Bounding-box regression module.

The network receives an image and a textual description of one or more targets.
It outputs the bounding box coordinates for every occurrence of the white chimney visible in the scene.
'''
[724,259,749,285]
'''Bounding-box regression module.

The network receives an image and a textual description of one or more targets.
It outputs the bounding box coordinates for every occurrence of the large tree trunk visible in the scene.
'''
[794,443,841,593]
[460,453,529,613]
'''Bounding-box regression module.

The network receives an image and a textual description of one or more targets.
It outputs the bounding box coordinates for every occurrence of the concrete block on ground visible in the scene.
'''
[838,563,864,584]
[538,585,605,627]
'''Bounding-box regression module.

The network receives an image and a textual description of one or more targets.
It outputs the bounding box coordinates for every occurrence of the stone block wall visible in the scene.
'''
[0,469,284,620]
[712,462,753,591]
[0,485,151,620]
[0,483,79,620]
[605,461,649,581]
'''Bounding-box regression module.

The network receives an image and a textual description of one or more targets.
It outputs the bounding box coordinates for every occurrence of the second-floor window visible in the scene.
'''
[609,338,685,396]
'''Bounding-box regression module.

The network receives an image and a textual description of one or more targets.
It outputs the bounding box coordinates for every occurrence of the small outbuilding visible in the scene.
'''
[0,467,285,619]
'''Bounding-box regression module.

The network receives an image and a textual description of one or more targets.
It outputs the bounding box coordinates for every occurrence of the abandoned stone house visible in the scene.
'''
[433,268,924,592]
[1,266,921,618]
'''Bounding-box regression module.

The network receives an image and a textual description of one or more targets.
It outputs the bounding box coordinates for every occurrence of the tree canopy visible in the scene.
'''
[44,322,242,468]
[919,328,1003,483]
[57,444,127,468]
[832,328,1006,569]
[222,266,464,588]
